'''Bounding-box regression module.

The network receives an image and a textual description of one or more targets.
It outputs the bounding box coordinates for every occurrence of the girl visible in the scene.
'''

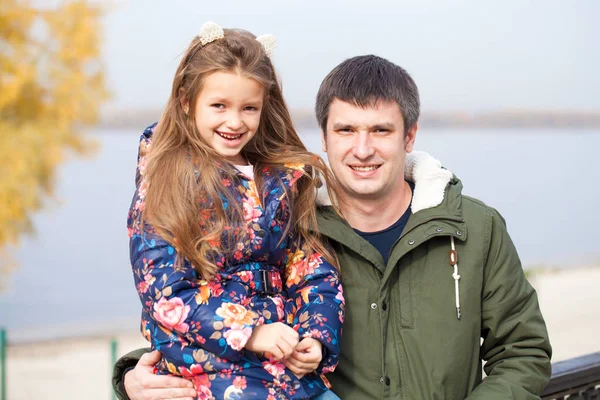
[127,22,345,399]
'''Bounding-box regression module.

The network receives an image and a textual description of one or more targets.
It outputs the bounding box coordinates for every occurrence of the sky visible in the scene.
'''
[102,0,600,112]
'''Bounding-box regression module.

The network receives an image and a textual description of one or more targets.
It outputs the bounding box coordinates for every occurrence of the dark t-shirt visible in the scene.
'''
[353,181,414,265]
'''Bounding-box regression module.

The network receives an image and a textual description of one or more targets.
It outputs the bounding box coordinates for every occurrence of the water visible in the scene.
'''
[1,128,599,336]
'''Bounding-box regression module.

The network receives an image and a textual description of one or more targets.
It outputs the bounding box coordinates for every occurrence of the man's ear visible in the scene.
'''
[405,123,418,153]
[179,88,189,115]
[321,130,327,153]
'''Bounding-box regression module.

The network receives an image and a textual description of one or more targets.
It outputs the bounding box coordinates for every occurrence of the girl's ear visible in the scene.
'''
[179,88,189,115]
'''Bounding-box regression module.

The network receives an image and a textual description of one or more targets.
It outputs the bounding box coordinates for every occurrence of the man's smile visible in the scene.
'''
[348,164,382,173]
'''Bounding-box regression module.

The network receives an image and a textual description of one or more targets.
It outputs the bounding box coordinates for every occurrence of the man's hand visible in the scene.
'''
[245,322,299,361]
[124,350,197,400]
[283,337,323,378]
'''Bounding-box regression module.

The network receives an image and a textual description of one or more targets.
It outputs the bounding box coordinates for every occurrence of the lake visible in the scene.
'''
[1,127,599,337]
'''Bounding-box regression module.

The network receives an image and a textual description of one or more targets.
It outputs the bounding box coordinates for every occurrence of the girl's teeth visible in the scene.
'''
[218,132,242,140]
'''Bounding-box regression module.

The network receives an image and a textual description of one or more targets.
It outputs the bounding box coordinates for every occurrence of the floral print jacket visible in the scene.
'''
[127,125,345,400]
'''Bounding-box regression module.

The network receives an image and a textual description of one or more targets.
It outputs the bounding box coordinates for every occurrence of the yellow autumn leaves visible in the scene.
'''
[0,0,108,275]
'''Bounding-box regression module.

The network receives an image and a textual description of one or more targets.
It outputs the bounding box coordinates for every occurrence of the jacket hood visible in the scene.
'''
[405,151,454,213]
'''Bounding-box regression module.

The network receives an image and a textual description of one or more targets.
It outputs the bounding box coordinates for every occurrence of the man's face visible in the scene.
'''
[322,99,416,202]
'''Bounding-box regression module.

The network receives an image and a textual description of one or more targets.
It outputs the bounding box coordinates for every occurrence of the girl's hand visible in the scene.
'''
[283,337,323,378]
[245,322,299,361]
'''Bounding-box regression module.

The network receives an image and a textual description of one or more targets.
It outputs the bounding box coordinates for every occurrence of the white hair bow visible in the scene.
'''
[197,21,277,58]
[198,21,224,45]
[256,34,277,58]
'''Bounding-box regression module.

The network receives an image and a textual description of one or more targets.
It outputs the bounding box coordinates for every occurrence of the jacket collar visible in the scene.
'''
[405,151,453,213]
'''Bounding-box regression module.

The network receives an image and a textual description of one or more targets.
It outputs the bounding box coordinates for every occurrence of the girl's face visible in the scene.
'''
[191,71,265,165]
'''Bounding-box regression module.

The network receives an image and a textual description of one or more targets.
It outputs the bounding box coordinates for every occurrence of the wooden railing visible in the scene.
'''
[542,352,600,399]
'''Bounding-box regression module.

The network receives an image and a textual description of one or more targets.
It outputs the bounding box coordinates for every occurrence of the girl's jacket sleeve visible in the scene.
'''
[284,239,345,374]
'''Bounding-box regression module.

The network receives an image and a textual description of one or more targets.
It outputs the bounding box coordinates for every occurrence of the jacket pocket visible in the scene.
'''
[390,252,413,328]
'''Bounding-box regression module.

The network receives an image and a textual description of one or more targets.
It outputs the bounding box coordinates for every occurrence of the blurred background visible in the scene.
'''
[1,0,599,399]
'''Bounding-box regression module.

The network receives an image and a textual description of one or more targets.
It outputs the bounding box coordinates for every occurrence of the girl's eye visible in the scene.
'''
[245,106,259,112]
[211,104,225,109]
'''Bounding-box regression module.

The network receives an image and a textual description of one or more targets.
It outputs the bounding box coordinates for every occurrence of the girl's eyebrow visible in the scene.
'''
[205,96,264,105]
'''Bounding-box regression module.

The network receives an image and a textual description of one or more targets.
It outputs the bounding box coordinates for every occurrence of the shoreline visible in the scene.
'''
[97,108,600,131]
[528,265,600,363]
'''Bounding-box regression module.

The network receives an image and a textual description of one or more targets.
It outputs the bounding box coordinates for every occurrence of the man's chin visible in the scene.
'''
[341,185,383,201]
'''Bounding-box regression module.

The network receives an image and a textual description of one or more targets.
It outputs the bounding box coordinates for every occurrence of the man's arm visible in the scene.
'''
[467,208,552,399]
[112,348,196,400]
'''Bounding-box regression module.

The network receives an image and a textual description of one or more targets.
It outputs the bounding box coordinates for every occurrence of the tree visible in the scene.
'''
[0,0,108,285]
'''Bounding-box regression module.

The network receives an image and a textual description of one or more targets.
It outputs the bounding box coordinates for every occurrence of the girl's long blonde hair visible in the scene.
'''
[143,28,339,279]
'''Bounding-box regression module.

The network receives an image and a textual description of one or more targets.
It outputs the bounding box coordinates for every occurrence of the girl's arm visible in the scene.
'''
[284,240,345,374]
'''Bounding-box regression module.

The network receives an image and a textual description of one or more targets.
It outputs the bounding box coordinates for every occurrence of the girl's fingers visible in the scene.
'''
[284,360,312,377]
[277,340,294,359]
[280,332,300,351]
[291,350,320,363]
[284,356,318,371]
[268,346,284,361]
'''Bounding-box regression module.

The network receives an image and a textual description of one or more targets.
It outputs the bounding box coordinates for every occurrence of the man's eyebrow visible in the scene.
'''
[331,122,356,130]
[331,122,397,131]
[370,123,395,131]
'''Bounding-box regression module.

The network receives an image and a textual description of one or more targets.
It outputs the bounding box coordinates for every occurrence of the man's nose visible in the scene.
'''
[352,132,375,159]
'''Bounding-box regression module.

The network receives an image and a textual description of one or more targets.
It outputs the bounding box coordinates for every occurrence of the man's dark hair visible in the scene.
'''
[315,55,420,136]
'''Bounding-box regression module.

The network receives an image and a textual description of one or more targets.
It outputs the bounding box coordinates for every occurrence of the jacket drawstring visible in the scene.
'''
[449,236,461,320]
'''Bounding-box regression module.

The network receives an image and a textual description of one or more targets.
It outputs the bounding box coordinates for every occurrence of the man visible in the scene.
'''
[113,55,552,399]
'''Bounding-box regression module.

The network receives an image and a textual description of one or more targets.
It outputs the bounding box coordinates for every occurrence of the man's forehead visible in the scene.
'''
[328,99,403,127]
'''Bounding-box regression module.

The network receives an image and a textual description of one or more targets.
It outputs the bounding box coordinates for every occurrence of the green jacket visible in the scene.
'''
[113,152,551,399]
[318,151,551,399]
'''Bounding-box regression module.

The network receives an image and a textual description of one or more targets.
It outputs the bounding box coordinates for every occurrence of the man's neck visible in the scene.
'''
[340,180,412,232]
